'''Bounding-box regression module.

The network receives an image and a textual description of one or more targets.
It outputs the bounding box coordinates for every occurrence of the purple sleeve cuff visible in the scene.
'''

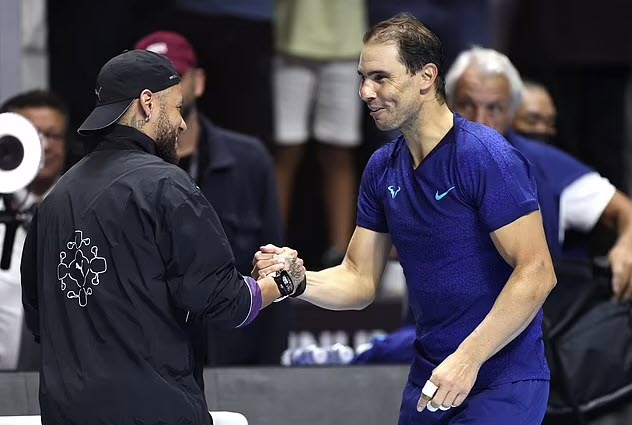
[237,276,262,328]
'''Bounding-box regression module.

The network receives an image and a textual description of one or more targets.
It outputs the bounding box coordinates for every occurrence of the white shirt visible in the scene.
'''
[559,172,616,242]
[0,189,46,369]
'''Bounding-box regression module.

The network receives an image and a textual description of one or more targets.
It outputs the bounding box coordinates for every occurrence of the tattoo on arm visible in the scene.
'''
[287,258,304,285]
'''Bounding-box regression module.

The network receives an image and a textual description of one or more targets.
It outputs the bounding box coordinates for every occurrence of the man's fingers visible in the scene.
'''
[431,387,449,410]
[417,393,430,412]
[260,244,283,254]
[452,393,466,408]
[281,248,298,258]
[253,251,276,264]
[253,257,286,279]
[441,390,458,410]
[612,263,624,299]
[417,380,438,412]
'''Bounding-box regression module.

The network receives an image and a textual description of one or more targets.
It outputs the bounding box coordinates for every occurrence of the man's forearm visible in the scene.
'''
[300,264,376,311]
[457,261,556,364]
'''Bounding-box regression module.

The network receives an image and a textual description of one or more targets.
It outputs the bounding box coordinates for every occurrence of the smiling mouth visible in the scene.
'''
[369,107,385,117]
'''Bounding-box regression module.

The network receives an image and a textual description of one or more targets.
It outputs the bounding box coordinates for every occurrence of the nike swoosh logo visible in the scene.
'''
[435,186,455,200]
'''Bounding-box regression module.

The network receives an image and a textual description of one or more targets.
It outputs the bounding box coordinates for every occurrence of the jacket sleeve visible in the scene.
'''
[159,189,262,328]
[20,209,40,342]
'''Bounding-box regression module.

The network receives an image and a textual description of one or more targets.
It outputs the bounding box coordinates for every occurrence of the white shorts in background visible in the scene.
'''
[274,56,362,147]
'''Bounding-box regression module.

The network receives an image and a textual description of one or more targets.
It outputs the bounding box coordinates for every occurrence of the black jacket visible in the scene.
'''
[21,125,256,425]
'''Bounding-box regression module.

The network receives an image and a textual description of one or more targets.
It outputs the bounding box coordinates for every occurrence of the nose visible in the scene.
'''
[359,79,376,103]
[180,117,187,133]
[474,108,493,128]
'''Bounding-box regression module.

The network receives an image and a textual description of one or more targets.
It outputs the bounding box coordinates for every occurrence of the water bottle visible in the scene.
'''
[291,345,328,366]
[326,343,355,365]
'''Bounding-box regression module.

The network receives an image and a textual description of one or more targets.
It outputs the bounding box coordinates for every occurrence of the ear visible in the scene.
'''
[138,89,156,121]
[193,69,206,98]
[418,63,438,94]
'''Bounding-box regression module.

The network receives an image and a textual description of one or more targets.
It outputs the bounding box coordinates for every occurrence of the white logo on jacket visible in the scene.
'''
[57,230,107,307]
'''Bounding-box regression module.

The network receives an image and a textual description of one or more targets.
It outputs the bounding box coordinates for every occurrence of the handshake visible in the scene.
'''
[251,244,307,299]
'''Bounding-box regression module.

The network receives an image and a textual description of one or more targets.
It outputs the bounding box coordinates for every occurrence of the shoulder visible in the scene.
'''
[220,128,268,156]
[207,119,272,163]
[140,161,200,207]
[454,117,524,169]
[365,135,404,173]
[508,132,593,171]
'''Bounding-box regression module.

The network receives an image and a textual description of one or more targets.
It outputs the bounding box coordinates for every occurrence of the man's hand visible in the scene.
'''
[607,242,632,301]
[252,244,305,294]
[417,350,482,412]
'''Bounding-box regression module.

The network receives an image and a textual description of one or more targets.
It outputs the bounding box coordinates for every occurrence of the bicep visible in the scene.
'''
[344,226,392,289]
[490,210,551,268]
[598,190,632,231]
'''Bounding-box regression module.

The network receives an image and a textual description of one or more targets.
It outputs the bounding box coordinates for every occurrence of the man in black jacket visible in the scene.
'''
[20,49,304,425]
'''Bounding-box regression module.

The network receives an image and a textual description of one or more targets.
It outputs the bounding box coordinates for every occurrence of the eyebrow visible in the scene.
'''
[357,69,389,77]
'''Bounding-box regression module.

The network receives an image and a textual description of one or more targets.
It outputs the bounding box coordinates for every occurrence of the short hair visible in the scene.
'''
[0,89,69,122]
[363,12,446,102]
[445,47,524,113]
[522,80,547,91]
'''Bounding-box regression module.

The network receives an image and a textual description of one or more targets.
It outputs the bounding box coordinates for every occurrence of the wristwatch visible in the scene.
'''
[273,270,295,302]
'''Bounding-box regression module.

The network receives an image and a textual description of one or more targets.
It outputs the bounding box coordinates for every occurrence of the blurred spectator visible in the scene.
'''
[274,0,366,267]
[135,31,289,366]
[446,47,632,273]
[0,89,68,370]
[512,80,557,144]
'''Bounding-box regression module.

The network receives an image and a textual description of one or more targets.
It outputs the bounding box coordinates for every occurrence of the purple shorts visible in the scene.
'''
[398,379,549,425]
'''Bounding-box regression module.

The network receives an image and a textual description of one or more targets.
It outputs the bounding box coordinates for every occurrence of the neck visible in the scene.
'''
[177,109,200,158]
[401,100,453,168]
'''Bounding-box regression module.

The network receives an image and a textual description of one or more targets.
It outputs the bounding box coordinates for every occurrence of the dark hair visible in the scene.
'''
[0,89,69,121]
[522,80,548,93]
[363,12,446,102]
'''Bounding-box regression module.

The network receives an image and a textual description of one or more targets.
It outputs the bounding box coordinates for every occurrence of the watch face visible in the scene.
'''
[275,270,294,296]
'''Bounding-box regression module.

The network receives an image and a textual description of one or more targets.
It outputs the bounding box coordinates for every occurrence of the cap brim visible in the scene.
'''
[77,99,134,136]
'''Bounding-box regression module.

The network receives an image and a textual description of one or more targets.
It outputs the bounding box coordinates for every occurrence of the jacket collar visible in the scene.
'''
[93,124,159,156]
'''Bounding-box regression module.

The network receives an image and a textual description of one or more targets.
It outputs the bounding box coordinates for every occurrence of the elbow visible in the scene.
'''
[545,259,557,292]
[537,258,557,300]
[352,280,377,310]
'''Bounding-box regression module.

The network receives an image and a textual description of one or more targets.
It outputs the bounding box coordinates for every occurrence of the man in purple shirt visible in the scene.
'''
[254,13,556,425]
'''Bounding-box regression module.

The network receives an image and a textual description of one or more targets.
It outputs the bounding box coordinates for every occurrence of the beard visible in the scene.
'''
[154,112,180,165]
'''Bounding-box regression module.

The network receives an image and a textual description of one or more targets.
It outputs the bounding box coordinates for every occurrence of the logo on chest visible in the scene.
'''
[435,186,455,201]
[387,185,401,199]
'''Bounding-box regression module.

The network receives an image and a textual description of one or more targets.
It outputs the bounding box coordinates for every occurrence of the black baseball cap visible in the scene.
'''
[78,49,181,135]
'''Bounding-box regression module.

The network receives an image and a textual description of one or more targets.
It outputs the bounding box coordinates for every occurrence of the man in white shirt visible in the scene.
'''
[0,89,68,369]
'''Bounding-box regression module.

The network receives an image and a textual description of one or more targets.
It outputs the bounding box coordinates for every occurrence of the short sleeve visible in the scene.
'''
[356,150,389,233]
[457,132,540,232]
